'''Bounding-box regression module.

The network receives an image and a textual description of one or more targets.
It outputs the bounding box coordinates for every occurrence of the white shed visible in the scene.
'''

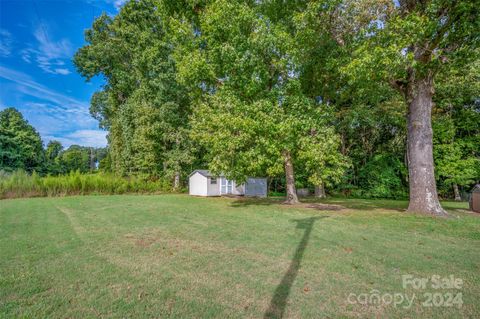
[188,170,267,197]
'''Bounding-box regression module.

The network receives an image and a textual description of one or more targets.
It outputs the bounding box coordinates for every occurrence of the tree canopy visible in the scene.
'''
[74,0,195,184]
[0,108,44,173]
[67,0,479,212]
[0,108,107,175]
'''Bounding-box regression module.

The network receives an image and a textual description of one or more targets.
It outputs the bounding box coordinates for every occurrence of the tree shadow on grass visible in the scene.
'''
[229,196,407,211]
[302,197,407,212]
[264,216,328,319]
[228,196,469,214]
[229,197,284,207]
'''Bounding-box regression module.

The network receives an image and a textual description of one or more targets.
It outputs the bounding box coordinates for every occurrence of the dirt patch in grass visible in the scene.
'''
[134,238,157,248]
[124,233,166,249]
[122,230,275,263]
[304,203,345,211]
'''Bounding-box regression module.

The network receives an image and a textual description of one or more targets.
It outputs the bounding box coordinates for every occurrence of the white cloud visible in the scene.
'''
[69,130,107,147]
[84,0,127,12]
[20,23,73,75]
[21,49,32,63]
[105,0,127,10]
[34,25,72,59]
[54,68,71,75]
[0,66,106,147]
[0,65,88,115]
[114,0,128,10]
[0,29,13,57]
[44,130,107,148]
[21,101,95,133]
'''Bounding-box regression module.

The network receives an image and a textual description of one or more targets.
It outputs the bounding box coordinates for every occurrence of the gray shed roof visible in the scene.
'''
[472,184,480,193]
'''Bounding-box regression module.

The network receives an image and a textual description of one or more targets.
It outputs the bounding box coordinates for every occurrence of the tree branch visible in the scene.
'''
[388,78,408,97]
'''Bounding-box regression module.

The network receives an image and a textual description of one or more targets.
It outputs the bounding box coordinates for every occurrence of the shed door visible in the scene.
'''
[221,178,233,194]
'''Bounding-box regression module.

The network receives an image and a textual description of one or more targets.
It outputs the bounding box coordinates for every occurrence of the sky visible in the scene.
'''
[0,0,127,148]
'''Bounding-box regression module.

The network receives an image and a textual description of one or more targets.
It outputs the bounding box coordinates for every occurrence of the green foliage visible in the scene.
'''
[344,0,479,86]
[184,0,348,187]
[44,141,64,175]
[44,144,107,175]
[191,92,340,181]
[0,108,44,173]
[434,116,479,178]
[59,145,92,173]
[45,140,63,160]
[74,0,195,182]
[0,170,172,199]
[298,0,480,200]
[98,150,113,173]
[432,58,480,197]
[67,0,479,200]
[355,154,408,199]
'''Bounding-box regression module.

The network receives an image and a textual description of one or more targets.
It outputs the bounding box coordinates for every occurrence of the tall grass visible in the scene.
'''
[0,170,173,199]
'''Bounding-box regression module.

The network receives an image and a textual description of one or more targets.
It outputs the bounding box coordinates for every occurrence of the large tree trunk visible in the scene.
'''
[453,183,461,202]
[315,183,326,198]
[405,72,447,216]
[283,150,299,204]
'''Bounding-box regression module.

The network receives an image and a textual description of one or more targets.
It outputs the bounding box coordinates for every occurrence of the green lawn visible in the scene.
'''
[1,195,479,318]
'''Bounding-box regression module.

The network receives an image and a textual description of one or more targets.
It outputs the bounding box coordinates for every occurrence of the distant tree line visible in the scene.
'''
[0,108,107,175]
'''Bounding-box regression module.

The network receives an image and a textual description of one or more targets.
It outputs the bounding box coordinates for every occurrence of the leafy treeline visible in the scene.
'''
[68,0,478,211]
[0,108,107,175]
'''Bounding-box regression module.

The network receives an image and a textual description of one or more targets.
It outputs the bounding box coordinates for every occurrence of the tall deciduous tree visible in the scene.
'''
[45,140,63,175]
[342,0,479,215]
[182,0,347,203]
[74,0,194,185]
[59,145,91,173]
[280,0,406,198]
[0,108,44,172]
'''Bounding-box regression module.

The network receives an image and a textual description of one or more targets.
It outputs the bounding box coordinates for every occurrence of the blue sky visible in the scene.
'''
[0,0,127,148]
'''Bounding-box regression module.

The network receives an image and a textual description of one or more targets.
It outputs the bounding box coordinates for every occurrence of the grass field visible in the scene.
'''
[1,195,479,318]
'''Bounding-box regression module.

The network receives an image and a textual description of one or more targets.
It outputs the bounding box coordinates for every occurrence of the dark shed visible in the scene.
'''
[470,184,480,213]
[245,178,268,197]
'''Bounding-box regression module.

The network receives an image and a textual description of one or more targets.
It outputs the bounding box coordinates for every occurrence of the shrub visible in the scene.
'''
[356,155,408,199]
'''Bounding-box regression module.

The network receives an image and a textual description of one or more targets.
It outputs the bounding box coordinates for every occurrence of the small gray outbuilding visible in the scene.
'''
[470,184,480,213]
[189,170,267,197]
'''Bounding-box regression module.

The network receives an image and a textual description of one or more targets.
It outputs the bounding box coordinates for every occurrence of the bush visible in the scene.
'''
[334,155,408,199]
[356,155,408,199]
[0,170,174,199]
